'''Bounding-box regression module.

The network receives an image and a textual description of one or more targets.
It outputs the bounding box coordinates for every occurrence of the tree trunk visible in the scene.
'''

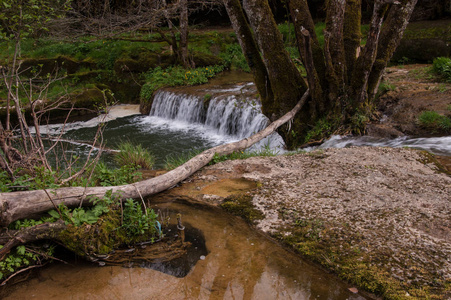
[367,0,419,101]
[0,90,310,227]
[223,0,273,103]
[179,0,190,67]
[242,0,308,118]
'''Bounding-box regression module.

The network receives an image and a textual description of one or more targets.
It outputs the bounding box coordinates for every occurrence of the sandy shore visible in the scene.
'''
[171,147,451,299]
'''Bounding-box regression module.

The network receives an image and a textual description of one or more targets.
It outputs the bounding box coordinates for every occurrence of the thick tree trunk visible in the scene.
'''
[179,0,190,67]
[242,0,307,118]
[0,90,310,227]
[325,0,347,87]
[223,0,273,103]
[343,0,362,84]
[287,0,327,83]
[350,0,388,109]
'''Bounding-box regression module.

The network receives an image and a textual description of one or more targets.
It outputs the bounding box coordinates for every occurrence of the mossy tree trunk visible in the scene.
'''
[224,0,418,148]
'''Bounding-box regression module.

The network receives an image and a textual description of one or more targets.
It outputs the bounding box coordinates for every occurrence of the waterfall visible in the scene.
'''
[150,90,271,140]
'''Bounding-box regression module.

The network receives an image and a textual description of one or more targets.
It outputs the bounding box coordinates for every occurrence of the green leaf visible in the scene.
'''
[16,245,26,256]
[48,210,60,219]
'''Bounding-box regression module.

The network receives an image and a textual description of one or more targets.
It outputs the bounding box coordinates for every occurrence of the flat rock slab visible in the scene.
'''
[172,146,451,297]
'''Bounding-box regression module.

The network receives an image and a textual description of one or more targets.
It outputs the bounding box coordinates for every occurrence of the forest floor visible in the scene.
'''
[163,64,451,299]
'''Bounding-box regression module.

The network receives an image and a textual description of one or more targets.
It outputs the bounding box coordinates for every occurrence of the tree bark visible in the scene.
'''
[367,0,419,101]
[242,0,307,118]
[0,90,310,227]
[350,0,389,109]
[325,0,347,86]
[343,0,362,84]
[179,0,190,67]
[223,0,274,104]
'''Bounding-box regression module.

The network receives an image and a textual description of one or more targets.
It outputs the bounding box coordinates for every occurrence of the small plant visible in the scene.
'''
[432,57,451,82]
[418,111,451,132]
[91,162,142,187]
[115,142,155,170]
[121,198,161,240]
[164,149,203,170]
[378,81,397,94]
[203,93,212,102]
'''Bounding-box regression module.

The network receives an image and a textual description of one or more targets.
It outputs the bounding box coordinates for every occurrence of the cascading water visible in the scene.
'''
[148,90,284,147]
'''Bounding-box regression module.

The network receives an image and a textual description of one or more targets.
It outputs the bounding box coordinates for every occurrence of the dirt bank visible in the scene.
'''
[368,64,451,138]
[168,147,450,299]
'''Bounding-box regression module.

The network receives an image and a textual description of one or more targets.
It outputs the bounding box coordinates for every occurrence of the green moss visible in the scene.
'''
[417,151,451,176]
[58,206,156,257]
[274,217,449,299]
[220,194,264,224]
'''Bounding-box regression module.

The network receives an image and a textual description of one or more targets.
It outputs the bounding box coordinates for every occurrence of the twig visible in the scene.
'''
[0,263,47,286]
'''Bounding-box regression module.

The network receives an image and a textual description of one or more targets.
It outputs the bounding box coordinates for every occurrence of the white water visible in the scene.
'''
[147,90,285,149]
[308,135,451,156]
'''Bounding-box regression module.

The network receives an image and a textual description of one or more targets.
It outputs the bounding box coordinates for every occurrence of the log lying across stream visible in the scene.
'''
[0,90,309,227]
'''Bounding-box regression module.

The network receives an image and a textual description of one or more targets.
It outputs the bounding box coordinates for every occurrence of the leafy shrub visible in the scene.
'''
[418,111,451,132]
[218,43,249,71]
[432,57,451,82]
[121,198,161,238]
[115,142,155,170]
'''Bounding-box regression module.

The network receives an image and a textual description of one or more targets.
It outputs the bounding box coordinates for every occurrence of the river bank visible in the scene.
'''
[167,146,451,299]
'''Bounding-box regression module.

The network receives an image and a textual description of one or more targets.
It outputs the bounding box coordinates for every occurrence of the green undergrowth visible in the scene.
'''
[140,65,225,101]
[0,161,143,192]
[59,195,162,257]
[1,190,162,280]
[114,142,155,170]
[417,110,451,133]
[432,57,451,82]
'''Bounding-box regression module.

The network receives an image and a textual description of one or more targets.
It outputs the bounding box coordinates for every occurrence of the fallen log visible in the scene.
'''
[0,90,310,226]
[0,220,66,260]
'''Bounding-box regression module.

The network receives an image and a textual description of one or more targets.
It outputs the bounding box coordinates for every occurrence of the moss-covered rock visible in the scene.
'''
[19,56,81,76]
[220,194,264,224]
[392,39,451,63]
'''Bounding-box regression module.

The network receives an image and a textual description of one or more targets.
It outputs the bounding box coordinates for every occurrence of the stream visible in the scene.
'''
[3,197,369,300]
[14,83,449,299]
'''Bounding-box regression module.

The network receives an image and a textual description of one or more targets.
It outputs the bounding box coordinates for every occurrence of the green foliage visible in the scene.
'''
[432,57,451,82]
[378,81,397,94]
[164,149,203,170]
[140,65,225,100]
[0,0,70,41]
[0,244,55,281]
[303,118,335,144]
[218,44,250,71]
[121,199,161,239]
[418,111,451,132]
[91,162,142,187]
[46,190,116,227]
[0,166,59,192]
[114,142,155,170]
